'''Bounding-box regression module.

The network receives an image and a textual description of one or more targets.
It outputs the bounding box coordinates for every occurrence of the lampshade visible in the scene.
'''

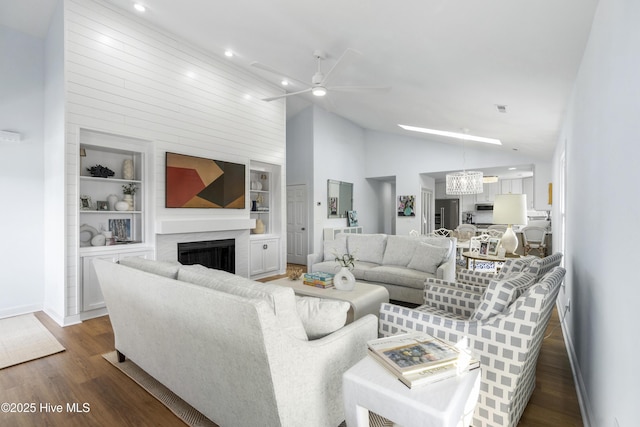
[493,194,527,225]
[446,171,484,195]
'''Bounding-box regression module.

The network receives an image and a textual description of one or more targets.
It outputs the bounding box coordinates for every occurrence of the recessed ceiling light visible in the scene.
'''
[508,167,517,170]
[224,50,234,58]
[133,3,146,12]
[397,125,502,145]
[281,80,289,86]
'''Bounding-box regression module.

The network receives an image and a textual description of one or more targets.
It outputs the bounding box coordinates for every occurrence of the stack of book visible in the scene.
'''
[302,272,335,288]
[367,332,479,389]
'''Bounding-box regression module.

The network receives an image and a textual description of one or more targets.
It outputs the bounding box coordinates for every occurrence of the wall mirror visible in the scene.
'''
[327,179,353,218]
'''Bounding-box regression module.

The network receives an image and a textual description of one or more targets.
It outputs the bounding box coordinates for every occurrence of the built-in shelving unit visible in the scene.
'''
[78,129,153,317]
[249,162,282,279]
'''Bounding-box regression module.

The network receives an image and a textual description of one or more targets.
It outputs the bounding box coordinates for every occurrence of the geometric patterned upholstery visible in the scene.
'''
[456,257,536,287]
[379,267,566,427]
[470,272,535,320]
[525,252,563,281]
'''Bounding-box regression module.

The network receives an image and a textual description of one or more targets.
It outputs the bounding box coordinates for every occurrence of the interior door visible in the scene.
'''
[286,184,308,265]
[421,188,433,234]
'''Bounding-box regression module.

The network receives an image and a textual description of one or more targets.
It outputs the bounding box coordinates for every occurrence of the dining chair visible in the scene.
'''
[521,226,548,257]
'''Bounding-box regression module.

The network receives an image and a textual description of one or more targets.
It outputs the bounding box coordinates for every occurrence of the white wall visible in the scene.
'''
[363,129,543,235]
[60,0,286,322]
[554,0,640,425]
[43,0,67,324]
[0,25,46,318]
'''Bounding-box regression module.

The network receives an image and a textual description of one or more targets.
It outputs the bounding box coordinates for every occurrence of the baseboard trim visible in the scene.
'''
[557,301,594,427]
[0,303,43,320]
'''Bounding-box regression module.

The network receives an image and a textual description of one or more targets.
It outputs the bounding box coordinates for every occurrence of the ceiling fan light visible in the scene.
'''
[312,86,327,97]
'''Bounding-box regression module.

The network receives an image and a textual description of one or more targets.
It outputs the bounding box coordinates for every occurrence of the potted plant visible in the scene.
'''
[122,183,137,211]
[333,250,357,291]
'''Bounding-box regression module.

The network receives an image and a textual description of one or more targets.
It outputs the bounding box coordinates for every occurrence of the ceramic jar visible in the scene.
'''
[122,159,134,180]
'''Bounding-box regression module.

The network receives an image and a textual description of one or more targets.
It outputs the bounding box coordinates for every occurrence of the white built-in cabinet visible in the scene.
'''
[500,178,523,195]
[78,129,153,318]
[249,162,282,278]
[250,239,280,276]
[81,249,153,312]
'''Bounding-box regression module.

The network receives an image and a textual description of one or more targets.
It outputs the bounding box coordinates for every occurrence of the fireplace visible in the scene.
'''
[177,239,235,273]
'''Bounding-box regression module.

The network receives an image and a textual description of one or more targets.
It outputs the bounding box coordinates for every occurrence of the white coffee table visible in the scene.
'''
[343,356,481,427]
[268,277,389,322]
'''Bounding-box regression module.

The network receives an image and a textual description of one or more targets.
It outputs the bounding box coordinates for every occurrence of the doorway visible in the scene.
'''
[286,184,308,265]
[421,188,433,235]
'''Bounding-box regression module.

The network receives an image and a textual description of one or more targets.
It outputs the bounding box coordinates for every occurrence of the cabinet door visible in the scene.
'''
[523,177,534,209]
[262,240,279,272]
[250,241,266,275]
[250,239,280,276]
[82,254,118,312]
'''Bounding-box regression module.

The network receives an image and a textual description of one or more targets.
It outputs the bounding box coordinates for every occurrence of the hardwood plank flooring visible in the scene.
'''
[0,298,582,426]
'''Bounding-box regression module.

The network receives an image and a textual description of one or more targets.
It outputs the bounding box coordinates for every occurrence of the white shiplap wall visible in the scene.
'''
[64,0,286,320]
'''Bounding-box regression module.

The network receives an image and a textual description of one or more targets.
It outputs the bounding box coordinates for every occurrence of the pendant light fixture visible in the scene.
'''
[446,131,484,195]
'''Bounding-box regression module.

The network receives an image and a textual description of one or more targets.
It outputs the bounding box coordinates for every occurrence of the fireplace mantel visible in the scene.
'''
[155,218,256,234]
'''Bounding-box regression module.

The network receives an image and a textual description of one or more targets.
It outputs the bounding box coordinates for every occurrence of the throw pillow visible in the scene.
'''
[406,243,449,274]
[470,279,520,321]
[381,235,418,267]
[347,234,387,264]
[295,296,350,339]
[323,234,348,262]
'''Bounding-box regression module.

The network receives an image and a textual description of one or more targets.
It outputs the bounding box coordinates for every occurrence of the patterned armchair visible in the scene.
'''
[379,267,567,427]
[456,252,563,288]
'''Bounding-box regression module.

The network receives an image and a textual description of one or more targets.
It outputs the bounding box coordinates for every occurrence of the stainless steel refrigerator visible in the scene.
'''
[434,199,460,230]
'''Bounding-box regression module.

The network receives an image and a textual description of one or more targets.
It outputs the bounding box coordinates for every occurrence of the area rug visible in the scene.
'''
[0,313,65,369]
[103,351,392,427]
[102,351,218,427]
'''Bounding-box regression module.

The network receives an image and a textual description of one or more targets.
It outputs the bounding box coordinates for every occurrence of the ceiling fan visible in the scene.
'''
[251,48,389,102]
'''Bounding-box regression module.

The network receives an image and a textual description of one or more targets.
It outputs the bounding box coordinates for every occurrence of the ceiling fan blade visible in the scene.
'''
[261,88,312,102]
[250,61,309,87]
[321,48,362,86]
[328,85,391,93]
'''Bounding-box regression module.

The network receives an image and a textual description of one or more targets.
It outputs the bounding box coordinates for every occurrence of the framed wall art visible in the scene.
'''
[166,152,245,209]
[397,195,416,217]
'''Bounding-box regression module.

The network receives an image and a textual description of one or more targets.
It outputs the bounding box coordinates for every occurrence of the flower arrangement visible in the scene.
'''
[122,183,138,195]
[334,251,356,269]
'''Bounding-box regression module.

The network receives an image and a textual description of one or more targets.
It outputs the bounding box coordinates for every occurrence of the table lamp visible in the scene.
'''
[492,194,527,255]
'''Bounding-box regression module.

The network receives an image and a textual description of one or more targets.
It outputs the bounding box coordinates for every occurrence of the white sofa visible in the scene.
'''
[307,233,457,304]
[93,257,377,427]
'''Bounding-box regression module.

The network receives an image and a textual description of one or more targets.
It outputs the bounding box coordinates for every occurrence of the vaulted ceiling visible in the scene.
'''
[1,0,599,161]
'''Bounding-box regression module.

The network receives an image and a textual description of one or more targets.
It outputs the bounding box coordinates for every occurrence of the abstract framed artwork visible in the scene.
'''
[397,195,416,217]
[166,152,246,208]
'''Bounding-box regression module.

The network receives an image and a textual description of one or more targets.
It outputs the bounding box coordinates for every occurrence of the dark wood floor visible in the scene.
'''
[0,305,582,426]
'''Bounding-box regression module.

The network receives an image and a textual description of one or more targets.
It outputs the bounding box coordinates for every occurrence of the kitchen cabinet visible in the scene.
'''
[250,238,280,278]
[522,177,534,209]
[477,182,498,202]
[500,178,523,195]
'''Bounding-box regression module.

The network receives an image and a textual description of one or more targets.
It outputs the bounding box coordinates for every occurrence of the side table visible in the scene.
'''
[343,356,480,427]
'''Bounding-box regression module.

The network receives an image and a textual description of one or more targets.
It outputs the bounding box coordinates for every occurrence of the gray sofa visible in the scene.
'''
[308,233,457,304]
[93,257,377,427]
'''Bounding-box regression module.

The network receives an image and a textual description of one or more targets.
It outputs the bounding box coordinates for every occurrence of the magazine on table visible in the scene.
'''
[367,332,479,387]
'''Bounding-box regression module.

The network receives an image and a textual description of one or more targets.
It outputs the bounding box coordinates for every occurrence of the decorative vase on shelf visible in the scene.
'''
[115,201,129,211]
[123,194,134,211]
[334,267,356,291]
[107,194,118,211]
[253,218,265,234]
[122,159,134,180]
